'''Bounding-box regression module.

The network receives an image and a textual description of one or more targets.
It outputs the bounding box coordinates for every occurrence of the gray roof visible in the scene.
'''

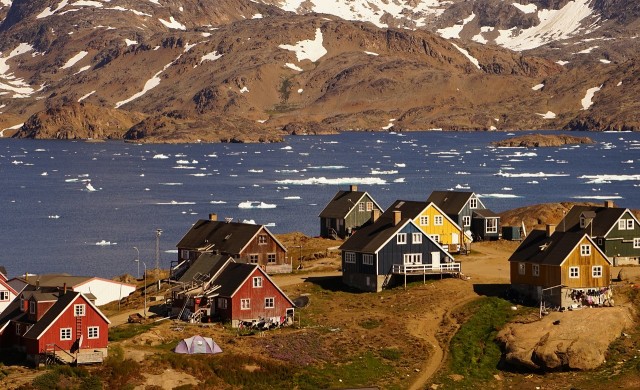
[339,215,411,253]
[426,191,474,215]
[177,254,232,284]
[508,230,590,265]
[23,291,81,340]
[382,200,428,220]
[176,220,263,253]
[319,190,378,218]
[473,209,499,218]
[559,205,628,236]
[214,263,259,297]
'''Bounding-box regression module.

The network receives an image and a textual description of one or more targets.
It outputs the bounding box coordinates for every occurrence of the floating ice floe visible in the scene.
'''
[527,181,539,184]
[156,200,196,205]
[160,182,183,186]
[579,174,640,184]
[48,215,60,219]
[85,182,97,192]
[284,196,301,200]
[242,219,257,224]
[572,195,623,200]
[153,154,170,159]
[210,200,226,204]
[478,194,522,198]
[501,187,513,191]
[308,165,346,169]
[621,160,634,164]
[370,169,398,175]
[393,178,405,183]
[238,201,277,209]
[275,177,387,185]
[248,169,263,173]
[455,184,471,190]
[95,240,116,246]
[265,222,276,227]
[495,170,569,178]
[455,171,470,175]
[394,163,406,167]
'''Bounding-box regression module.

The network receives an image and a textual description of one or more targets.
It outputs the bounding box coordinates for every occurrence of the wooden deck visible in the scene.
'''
[391,262,461,289]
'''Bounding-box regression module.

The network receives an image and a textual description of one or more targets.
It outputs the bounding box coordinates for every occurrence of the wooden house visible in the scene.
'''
[0,269,18,315]
[0,288,110,366]
[171,258,295,328]
[382,200,470,253]
[509,225,612,308]
[427,190,500,241]
[557,201,640,265]
[319,185,383,239]
[175,214,290,274]
[339,210,459,292]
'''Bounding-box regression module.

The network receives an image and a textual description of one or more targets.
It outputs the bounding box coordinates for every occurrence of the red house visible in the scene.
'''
[0,287,110,365]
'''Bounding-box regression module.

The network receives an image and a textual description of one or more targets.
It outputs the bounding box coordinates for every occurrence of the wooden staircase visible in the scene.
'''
[381,267,394,289]
[43,344,76,365]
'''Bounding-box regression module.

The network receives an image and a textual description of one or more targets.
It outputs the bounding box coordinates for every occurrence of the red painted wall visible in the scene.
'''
[228,268,292,322]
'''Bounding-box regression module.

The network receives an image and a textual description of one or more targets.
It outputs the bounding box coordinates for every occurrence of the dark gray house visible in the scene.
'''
[319,185,383,239]
[557,201,640,265]
[427,191,500,241]
[339,210,458,292]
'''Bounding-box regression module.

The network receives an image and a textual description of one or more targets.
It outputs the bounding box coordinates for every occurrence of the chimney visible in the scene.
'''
[63,283,67,294]
[604,200,615,208]
[36,279,40,290]
[209,213,218,221]
[349,184,358,192]
[393,210,402,226]
[546,224,556,237]
[372,208,380,222]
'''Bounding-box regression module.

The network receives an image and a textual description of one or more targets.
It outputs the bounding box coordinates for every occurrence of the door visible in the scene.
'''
[451,233,459,245]
[431,252,440,268]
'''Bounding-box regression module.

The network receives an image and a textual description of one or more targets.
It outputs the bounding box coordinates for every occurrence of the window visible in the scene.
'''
[366,202,373,211]
[240,299,250,310]
[0,291,8,301]
[74,304,86,317]
[592,266,603,278]
[359,203,365,212]
[469,198,478,209]
[429,234,440,243]
[20,297,24,312]
[580,245,591,256]
[597,238,603,245]
[267,253,276,263]
[217,298,227,309]
[532,264,540,277]
[258,234,268,245]
[419,216,429,226]
[412,233,422,244]
[486,218,498,234]
[627,219,635,230]
[180,249,189,259]
[396,233,407,244]
[579,216,586,228]
[29,301,36,314]
[569,267,579,278]
[345,252,356,263]
[463,216,471,227]
[619,220,627,230]
[403,253,422,264]
[88,326,99,339]
[634,238,640,249]
[434,216,443,226]
[252,277,263,288]
[15,323,21,336]
[249,254,259,264]
[265,298,274,309]
[60,328,72,341]
[363,254,374,265]
[518,263,526,275]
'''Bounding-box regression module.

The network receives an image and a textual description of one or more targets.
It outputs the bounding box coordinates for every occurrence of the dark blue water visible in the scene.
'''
[1,131,639,278]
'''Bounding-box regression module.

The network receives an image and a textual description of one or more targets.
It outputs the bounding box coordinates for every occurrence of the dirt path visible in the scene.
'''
[108,308,147,327]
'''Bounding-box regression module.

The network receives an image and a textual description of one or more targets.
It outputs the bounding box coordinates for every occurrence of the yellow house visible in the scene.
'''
[381,200,469,253]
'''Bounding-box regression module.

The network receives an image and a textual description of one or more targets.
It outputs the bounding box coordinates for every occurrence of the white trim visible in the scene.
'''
[252,276,263,288]
[240,298,250,310]
[342,192,383,220]
[592,266,603,278]
[532,264,540,277]
[60,327,72,341]
[396,233,407,244]
[265,297,275,309]
[345,252,356,263]
[557,234,611,267]
[35,292,111,340]
[518,262,526,275]
[239,226,288,255]
[228,265,295,307]
[372,219,455,261]
[569,266,579,278]
[634,237,640,249]
[87,326,99,339]
[603,209,640,237]
[412,233,422,244]
[580,244,591,256]
[362,254,374,266]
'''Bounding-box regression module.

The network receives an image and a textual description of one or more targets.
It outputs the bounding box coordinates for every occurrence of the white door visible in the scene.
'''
[431,252,440,268]
[451,233,459,245]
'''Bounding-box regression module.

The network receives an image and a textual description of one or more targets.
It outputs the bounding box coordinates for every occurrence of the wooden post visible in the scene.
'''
[404,272,407,290]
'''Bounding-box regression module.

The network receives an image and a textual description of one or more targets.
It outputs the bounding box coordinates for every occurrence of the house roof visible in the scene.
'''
[339,215,410,253]
[318,190,381,219]
[508,230,608,266]
[214,263,260,297]
[426,191,476,215]
[176,220,283,254]
[559,205,629,236]
[0,266,7,281]
[473,209,499,218]
[177,254,232,284]
[0,296,27,332]
[383,200,463,230]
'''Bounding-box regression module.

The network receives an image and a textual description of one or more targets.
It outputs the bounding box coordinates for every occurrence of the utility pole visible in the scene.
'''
[155,228,163,270]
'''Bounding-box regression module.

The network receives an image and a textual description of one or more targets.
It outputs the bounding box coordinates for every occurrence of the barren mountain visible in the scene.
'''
[0,0,638,141]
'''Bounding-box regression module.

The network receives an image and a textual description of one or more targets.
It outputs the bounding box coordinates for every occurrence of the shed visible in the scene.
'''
[502,226,522,241]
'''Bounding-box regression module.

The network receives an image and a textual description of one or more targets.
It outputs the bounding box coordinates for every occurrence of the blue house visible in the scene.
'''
[339,210,459,292]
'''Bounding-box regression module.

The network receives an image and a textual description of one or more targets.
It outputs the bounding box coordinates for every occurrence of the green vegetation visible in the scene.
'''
[295,352,392,390]
[358,318,382,329]
[31,365,101,390]
[279,77,292,103]
[108,322,160,342]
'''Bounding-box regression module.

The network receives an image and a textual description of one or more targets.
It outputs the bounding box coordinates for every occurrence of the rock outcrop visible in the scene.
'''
[491,134,595,148]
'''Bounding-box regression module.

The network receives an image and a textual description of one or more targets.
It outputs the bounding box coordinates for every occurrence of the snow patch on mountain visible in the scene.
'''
[61,51,88,69]
[438,13,476,39]
[159,16,186,30]
[450,42,480,69]
[512,3,537,14]
[278,28,327,62]
[581,85,602,110]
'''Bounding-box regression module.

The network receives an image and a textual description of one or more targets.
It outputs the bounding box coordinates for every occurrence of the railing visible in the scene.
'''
[392,262,461,274]
[43,343,76,365]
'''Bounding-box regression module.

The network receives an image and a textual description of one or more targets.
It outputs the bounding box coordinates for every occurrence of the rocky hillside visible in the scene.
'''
[0,0,638,142]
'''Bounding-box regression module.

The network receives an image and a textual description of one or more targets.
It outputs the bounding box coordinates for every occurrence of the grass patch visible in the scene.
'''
[380,348,401,361]
[108,322,160,342]
[31,365,101,390]
[433,297,522,389]
[358,318,382,329]
[295,352,392,390]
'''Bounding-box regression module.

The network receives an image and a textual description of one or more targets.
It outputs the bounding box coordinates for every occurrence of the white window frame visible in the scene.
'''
[634,238,640,249]
[403,253,422,264]
[469,198,478,209]
[580,244,591,256]
[362,254,374,266]
[265,297,275,309]
[252,277,263,288]
[592,266,603,278]
[627,219,635,230]
[532,264,539,277]
[344,252,356,264]
[396,233,407,245]
[463,216,471,227]
[249,254,259,264]
[20,297,24,312]
[579,216,586,228]
[267,253,276,264]
[88,326,99,339]
[180,249,189,259]
[619,219,627,230]
[419,216,429,226]
[74,304,86,317]
[518,263,526,275]
[569,266,579,278]
[429,234,440,243]
[240,299,250,310]
[0,291,9,301]
[15,323,21,336]
[258,234,268,245]
[486,218,498,234]
[29,301,36,314]
[217,298,227,309]
[359,203,365,212]
[434,216,443,226]
[60,328,72,341]
[412,233,422,244]
[366,202,373,211]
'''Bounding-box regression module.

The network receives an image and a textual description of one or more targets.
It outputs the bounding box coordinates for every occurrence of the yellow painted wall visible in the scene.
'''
[413,205,466,246]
